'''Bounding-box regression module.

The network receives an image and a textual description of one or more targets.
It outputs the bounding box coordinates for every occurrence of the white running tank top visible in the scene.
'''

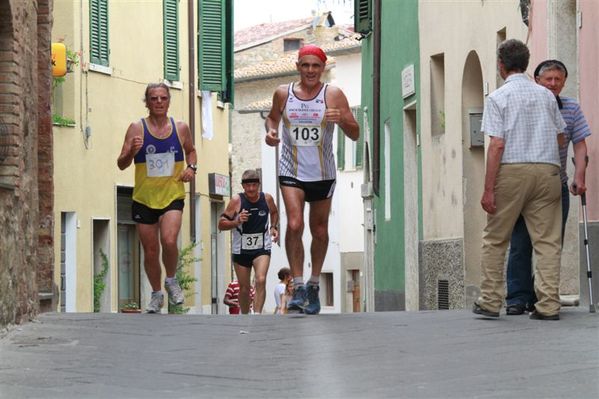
[279,83,336,181]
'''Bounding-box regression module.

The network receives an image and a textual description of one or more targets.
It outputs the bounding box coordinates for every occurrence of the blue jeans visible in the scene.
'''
[505,183,569,307]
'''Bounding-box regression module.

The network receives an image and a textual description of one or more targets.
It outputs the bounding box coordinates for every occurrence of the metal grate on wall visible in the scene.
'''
[438,279,449,310]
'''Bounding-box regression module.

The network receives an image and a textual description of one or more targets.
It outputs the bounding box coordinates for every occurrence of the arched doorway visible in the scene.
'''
[461,50,485,307]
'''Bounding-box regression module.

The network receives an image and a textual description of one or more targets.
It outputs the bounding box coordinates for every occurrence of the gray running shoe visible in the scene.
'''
[165,278,184,305]
[287,285,307,313]
[146,292,164,313]
[304,284,321,315]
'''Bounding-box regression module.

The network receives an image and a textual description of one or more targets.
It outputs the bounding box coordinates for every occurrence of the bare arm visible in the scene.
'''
[223,289,238,307]
[264,85,288,146]
[176,121,197,182]
[218,195,243,231]
[325,86,359,141]
[480,136,505,214]
[571,139,588,195]
[265,193,279,243]
[117,122,143,170]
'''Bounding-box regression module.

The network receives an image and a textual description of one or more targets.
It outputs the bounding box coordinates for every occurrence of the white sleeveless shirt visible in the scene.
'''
[279,83,336,182]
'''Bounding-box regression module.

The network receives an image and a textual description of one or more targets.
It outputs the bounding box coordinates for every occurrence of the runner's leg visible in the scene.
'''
[234,264,252,314]
[252,255,270,313]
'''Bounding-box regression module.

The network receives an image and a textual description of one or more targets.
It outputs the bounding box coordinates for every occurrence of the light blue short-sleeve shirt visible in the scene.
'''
[481,73,567,167]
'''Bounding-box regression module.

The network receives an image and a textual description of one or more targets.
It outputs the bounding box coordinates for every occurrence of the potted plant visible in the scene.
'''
[120,301,142,314]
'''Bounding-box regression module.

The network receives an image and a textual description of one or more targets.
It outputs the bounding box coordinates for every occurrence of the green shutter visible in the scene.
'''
[354,0,372,35]
[163,0,179,81]
[90,0,109,66]
[199,0,225,92]
[223,0,234,104]
[337,129,345,170]
[355,107,364,168]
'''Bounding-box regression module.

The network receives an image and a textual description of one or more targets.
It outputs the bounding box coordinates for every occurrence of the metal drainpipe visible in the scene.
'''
[188,0,196,243]
[373,0,381,196]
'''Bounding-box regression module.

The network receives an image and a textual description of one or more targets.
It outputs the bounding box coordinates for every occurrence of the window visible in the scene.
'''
[163,0,179,82]
[321,273,334,307]
[337,106,364,171]
[430,53,445,136]
[199,0,234,104]
[354,0,372,35]
[284,38,302,52]
[89,0,109,66]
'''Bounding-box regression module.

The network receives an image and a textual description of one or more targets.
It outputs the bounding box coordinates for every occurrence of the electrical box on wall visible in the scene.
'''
[469,108,484,147]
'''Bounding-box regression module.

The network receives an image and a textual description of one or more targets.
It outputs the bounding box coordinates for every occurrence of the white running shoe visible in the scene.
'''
[165,279,184,305]
[146,292,164,313]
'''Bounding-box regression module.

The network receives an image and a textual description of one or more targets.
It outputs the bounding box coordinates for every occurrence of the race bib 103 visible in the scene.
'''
[290,125,322,146]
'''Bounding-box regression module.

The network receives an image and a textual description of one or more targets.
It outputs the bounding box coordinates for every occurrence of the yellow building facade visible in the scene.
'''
[51,0,233,313]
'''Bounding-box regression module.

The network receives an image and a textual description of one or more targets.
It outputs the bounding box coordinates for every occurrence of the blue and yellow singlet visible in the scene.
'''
[132,117,185,209]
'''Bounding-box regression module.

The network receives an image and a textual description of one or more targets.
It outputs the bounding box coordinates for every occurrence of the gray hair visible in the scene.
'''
[143,82,171,105]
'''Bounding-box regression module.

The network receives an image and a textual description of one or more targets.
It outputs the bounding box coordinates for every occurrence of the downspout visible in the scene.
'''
[188,0,196,242]
[372,0,381,195]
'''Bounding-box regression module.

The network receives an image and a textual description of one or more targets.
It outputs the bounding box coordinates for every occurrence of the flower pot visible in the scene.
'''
[120,308,142,314]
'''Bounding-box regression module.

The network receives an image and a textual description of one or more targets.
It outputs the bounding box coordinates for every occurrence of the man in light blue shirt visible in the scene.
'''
[473,39,567,321]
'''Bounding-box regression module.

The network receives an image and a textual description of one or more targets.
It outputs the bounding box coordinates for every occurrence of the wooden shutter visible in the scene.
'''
[163,0,179,81]
[337,129,345,170]
[90,0,109,66]
[199,0,225,92]
[355,107,364,168]
[354,0,372,35]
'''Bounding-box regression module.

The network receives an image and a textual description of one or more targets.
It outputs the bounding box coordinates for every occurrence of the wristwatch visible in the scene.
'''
[187,164,197,173]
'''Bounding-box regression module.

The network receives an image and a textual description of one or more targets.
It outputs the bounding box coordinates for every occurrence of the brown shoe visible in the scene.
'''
[529,311,559,320]
[473,302,500,318]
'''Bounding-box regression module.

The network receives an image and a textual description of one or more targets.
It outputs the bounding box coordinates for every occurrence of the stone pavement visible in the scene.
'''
[0,307,597,399]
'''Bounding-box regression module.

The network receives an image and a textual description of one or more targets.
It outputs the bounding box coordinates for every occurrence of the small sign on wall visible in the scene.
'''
[402,64,415,99]
[208,173,230,197]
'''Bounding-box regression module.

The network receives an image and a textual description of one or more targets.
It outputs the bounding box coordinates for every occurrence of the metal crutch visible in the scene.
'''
[572,156,595,313]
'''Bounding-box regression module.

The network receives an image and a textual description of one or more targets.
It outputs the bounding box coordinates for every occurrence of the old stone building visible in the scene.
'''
[0,0,54,327]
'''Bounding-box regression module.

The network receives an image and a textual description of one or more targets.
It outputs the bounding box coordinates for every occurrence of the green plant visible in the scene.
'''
[121,301,139,310]
[439,110,446,130]
[93,249,110,312]
[52,48,79,90]
[169,242,200,314]
[52,114,76,127]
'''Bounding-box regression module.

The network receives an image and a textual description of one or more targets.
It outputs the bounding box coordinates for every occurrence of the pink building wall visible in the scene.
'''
[579,1,599,221]
[527,0,548,74]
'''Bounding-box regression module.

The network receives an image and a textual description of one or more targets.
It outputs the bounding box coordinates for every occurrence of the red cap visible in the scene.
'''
[298,45,327,63]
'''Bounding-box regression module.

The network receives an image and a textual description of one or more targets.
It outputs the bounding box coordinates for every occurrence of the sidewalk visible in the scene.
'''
[1,307,597,399]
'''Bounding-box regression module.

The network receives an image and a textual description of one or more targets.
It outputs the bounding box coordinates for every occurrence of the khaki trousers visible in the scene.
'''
[478,164,562,315]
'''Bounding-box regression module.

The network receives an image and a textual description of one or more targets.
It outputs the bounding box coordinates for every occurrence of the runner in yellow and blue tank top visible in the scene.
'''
[117,83,197,314]
[265,45,359,315]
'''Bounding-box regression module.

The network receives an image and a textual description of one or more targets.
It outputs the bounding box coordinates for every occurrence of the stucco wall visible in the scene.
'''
[52,0,230,313]
[419,1,528,307]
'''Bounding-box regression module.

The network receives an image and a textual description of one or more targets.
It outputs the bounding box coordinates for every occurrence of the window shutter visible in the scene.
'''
[354,0,372,35]
[163,0,179,81]
[199,0,225,92]
[337,129,345,170]
[90,0,109,66]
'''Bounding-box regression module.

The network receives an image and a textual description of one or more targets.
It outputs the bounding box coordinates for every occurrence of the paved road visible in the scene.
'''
[0,308,597,399]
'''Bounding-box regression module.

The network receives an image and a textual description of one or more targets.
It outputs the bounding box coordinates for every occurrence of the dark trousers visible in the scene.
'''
[505,183,569,307]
